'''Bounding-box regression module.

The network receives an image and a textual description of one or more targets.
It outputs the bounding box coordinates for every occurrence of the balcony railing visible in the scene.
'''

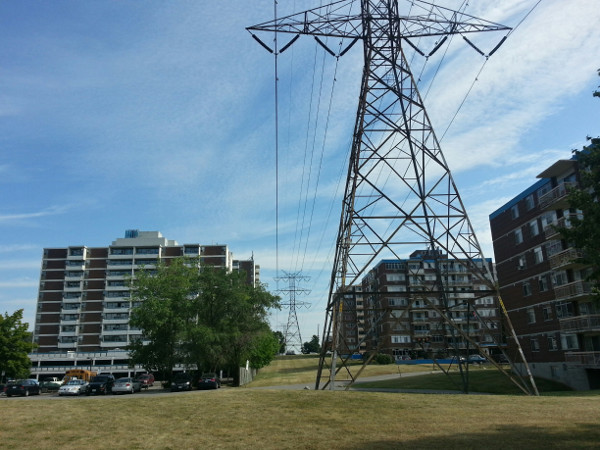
[559,314,600,333]
[538,182,576,210]
[548,248,584,270]
[564,351,600,368]
[553,280,592,301]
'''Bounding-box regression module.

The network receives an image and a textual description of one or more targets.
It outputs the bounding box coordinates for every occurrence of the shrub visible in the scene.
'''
[374,353,395,365]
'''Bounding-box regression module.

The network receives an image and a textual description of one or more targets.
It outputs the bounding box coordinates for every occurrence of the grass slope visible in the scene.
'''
[2,390,600,449]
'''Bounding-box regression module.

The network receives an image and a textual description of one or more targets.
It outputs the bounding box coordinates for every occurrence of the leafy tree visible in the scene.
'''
[302,335,320,354]
[129,257,280,386]
[0,309,36,380]
[129,258,200,385]
[559,71,600,290]
[273,330,286,354]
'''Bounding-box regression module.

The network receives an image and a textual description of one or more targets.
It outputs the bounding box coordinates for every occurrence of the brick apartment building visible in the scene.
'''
[30,230,259,379]
[489,157,600,390]
[341,250,502,360]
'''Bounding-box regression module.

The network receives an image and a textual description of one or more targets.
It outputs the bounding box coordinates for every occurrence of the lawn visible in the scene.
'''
[2,389,599,449]
[2,356,599,449]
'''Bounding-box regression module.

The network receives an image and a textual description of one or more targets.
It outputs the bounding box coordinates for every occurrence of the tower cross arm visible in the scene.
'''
[247,1,510,40]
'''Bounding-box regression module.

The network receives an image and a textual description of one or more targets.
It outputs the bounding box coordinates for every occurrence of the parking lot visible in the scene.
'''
[1,383,225,400]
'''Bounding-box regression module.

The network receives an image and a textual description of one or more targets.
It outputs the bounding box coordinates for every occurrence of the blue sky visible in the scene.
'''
[1,0,599,343]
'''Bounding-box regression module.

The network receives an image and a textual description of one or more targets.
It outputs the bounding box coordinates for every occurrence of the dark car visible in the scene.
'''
[136,373,155,389]
[5,379,40,397]
[87,374,115,395]
[170,373,193,392]
[467,355,487,364]
[197,373,221,390]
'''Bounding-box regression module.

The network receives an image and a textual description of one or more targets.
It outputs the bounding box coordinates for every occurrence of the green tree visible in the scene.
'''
[273,330,286,354]
[302,335,320,354]
[559,71,600,290]
[129,258,201,384]
[129,257,280,385]
[0,309,36,380]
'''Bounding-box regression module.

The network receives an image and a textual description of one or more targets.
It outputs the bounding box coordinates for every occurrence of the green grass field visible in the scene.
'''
[1,356,599,449]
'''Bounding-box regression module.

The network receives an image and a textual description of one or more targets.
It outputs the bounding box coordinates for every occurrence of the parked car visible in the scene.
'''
[197,373,221,390]
[40,377,62,392]
[87,374,115,395]
[58,379,90,396]
[136,373,155,389]
[5,379,40,397]
[112,377,142,394]
[170,373,193,392]
[467,355,487,364]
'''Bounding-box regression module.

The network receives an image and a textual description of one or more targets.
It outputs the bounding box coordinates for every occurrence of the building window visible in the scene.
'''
[538,276,549,292]
[523,282,532,297]
[542,306,553,321]
[529,220,539,236]
[391,335,411,344]
[514,228,523,245]
[386,273,405,282]
[530,338,540,352]
[526,307,535,323]
[548,336,559,351]
[511,204,519,219]
[533,246,544,264]
[561,334,579,350]
[387,285,406,292]
[525,194,535,211]
[556,302,574,318]
[518,256,527,270]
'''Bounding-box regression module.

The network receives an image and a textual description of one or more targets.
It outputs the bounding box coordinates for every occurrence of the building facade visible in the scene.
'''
[341,250,502,360]
[489,158,600,390]
[30,230,259,378]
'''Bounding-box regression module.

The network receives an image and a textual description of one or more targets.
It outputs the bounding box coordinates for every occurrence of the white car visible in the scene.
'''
[58,379,90,396]
[112,377,142,394]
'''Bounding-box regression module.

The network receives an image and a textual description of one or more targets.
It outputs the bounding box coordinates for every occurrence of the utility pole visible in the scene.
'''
[249,1,538,395]
[276,271,311,355]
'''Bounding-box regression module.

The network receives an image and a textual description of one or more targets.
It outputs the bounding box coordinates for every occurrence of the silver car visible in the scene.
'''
[112,377,142,394]
[58,379,90,396]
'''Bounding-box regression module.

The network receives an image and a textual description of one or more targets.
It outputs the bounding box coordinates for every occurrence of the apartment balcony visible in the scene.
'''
[106,261,133,269]
[553,280,592,301]
[67,248,86,260]
[105,283,128,290]
[65,261,86,270]
[100,340,128,348]
[544,215,577,239]
[538,182,576,210]
[564,351,600,368]
[64,272,84,281]
[548,248,584,270]
[58,329,78,337]
[60,307,81,315]
[559,314,600,334]
[57,341,78,349]
[102,317,130,324]
[101,328,129,335]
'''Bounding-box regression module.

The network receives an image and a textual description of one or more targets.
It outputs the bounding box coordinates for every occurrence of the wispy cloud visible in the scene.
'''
[0,205,70,224]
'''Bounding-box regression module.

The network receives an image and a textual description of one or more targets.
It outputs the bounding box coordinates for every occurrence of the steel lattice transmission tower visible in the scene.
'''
[276,272,311,354]
[249,0,538,395]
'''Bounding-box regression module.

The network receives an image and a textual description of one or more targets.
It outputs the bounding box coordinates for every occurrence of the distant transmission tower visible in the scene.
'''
[276,272,311,354]
[249,1,537,395]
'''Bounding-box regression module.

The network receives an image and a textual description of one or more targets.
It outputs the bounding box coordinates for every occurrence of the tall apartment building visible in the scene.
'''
[31,230,259,378]
[489,157,600,390]
[341,250,501,360]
